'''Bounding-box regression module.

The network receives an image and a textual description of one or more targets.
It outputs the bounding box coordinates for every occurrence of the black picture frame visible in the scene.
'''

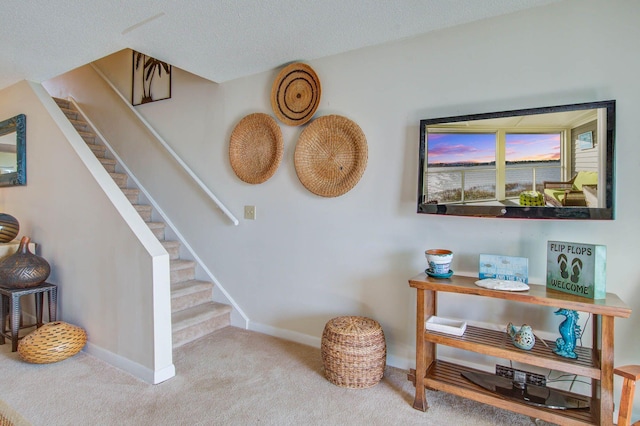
[131,51,172,106]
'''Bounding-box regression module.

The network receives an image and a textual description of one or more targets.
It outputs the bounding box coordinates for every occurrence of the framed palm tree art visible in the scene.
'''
[131,51,172,106]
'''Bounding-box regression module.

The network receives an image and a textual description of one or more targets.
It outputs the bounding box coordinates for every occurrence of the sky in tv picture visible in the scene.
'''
[427,133,560,165]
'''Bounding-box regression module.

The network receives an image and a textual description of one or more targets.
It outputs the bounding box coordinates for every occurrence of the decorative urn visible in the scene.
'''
[0,236,50,288]
[0,213,19,243]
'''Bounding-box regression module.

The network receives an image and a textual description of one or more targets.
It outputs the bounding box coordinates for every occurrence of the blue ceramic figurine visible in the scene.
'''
[553,308,580,359]
[507,323,536,350]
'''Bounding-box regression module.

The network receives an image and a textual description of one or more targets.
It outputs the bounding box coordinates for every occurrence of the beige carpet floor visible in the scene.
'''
[0,398,30,426]
[0,327,551,425]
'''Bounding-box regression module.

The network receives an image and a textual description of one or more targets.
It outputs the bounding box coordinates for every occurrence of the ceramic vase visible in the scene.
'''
[0,213,19,243]
[0,236,50,289]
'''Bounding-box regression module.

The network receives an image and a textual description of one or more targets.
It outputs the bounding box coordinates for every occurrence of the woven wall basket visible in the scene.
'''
[271,63,321,126]
[294,115,367,197]
[18,321,87,364]
[229,113,283,184]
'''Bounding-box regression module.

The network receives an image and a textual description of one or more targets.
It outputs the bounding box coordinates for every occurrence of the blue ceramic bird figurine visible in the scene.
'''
[507,323,536,350]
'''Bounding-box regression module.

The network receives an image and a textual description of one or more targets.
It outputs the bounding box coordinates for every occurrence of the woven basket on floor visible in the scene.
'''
[294,115,367,197]
[18,321,87,364]
[321,316,386,388]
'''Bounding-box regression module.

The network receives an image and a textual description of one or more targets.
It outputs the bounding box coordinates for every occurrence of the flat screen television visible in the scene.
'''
[417,100,615,220]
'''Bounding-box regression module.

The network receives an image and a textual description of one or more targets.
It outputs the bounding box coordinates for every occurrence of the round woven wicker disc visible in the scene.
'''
[294,115,367,197]
[271,63,321,126]
[229,113,283,184]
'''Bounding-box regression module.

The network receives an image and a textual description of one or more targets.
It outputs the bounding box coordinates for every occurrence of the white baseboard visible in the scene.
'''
[248,322,321,348]
[246,321,565,378]
[84,341,175,385]
[248,322,415,371]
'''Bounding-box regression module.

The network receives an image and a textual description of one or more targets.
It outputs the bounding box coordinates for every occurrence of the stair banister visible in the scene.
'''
[89,63,239,226]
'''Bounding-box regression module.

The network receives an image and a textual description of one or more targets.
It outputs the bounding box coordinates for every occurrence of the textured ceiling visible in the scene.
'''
[1,0,560,90]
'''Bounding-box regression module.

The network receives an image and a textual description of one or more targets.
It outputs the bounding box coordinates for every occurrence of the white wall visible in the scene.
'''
[68,0,640,419]
[0,81,174,384]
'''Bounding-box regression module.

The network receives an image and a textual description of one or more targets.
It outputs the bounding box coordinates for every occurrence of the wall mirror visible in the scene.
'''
[418,100,615,220]
[0,114,26,187]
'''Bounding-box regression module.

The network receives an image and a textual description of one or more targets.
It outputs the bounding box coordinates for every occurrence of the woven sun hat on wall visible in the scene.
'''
[271,62,321,126]
[294,114,368,197]
[229,113,284,184]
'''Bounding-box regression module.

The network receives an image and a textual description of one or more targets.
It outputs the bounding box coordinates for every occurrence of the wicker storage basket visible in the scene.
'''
[321,316,386,388]
[18,321,87,364]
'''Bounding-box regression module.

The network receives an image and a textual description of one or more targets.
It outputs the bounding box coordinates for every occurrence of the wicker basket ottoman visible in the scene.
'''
[321,316,386,388]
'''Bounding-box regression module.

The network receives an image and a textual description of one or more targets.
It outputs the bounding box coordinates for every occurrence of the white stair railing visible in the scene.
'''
[90,63,239,226]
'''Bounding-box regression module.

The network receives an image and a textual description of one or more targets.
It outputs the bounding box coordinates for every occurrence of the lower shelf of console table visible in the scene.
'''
[408,272,631,426]
[409,360,594,425]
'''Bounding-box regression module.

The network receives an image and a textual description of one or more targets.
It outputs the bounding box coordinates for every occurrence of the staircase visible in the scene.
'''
[53,97,231,349]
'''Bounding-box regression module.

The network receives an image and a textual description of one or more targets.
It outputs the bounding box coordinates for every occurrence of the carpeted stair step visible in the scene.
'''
[99,157,117,173]
[52,99,89,132]
[121,188,140,203]
[68,118,89,132]
[62,109,79,121]
[53,98,70,108]
[171,259,196,283]
[161,240,181,260]
[147,222,166,239]
[171,280,214,312]
[87,143,107,158]
[134,204,152,222]
[58,106,79,121]
[172,302,232,348]
[78,130,96,144]
[110,172,128,188]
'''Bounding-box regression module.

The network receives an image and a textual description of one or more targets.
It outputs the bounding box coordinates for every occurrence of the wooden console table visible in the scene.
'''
[407,273,631,426]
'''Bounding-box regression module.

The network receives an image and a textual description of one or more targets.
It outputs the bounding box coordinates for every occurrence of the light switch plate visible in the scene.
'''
[244,205,256,220]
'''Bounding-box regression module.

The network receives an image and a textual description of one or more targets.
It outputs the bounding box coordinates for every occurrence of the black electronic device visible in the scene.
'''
[495,365,547,387]
[461,370,589,410]
[417,100,616,220]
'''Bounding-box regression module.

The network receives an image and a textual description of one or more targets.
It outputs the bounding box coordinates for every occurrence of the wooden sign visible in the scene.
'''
[546,241,606,299]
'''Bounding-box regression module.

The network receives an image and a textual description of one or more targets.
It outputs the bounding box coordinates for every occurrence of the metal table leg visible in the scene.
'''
[10,292,21,352]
